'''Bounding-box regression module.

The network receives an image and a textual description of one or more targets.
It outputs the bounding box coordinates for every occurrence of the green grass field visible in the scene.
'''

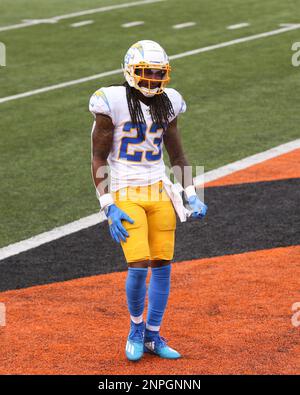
[0,0,299,247]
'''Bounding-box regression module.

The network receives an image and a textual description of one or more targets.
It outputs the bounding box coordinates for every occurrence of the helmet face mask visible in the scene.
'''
[134,63,171,96]
[123,40,171,97]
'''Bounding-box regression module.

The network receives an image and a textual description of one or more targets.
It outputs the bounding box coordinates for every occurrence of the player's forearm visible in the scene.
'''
[169,155,193,189]
[91,157,109,196]
[90,114,114,198]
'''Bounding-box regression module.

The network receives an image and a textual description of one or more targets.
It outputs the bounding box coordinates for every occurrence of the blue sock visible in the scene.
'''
[146,264,171,337]
[126,267,148,324]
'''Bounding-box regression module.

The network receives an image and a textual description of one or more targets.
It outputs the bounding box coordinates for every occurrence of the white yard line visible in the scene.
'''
[227,22,250,30]
[0,69,122,104]
[173,22,196,29]
[1,23,300,105]
[0,139,299,261]
[70,20,94,28]
[121,21,145,27]
[0,0,165,32]
[279,23,299,27]
[22,19,58,24]
[169,23,300,60]
[0,21,39,32]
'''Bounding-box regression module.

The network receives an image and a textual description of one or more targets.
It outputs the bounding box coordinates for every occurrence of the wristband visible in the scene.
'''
[99,193,114,210]
[184,185,197,199]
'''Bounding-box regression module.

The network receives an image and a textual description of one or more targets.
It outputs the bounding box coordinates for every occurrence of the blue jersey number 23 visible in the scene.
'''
[118,122,163,162]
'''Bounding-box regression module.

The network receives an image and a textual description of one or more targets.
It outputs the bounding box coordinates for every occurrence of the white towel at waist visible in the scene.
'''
[162,176,192,222]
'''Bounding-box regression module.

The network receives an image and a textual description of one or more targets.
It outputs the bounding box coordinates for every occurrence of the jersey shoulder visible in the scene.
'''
[89,86,126,117]
[164,88,187,118]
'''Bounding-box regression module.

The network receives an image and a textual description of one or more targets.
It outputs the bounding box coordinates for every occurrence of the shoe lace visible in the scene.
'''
[130,325,145,342]
[152,335,168,349]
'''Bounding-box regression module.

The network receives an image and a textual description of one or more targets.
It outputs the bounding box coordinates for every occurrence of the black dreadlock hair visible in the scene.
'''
[123,81,175,133]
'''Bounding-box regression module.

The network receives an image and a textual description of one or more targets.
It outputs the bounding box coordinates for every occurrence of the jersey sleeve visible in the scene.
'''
[89,88,112,118]
[178,94,187,115]
[166,88,187,121]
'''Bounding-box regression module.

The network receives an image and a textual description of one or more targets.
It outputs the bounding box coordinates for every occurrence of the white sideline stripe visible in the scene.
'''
[0,0,165,32]
[0,213,104,261]
[0,139,299,261]
[70,20,94,28]
[121,21,144,27]
[227,22,250,30]
[173,22,196,29]
[195,139,300,185]
[1,23,300,105]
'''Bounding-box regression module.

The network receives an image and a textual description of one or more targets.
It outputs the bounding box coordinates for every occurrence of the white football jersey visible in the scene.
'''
[89,85,186,191]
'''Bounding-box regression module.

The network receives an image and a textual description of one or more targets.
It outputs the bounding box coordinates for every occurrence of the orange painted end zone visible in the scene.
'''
[206,149,300,187]
[0,246,299,375]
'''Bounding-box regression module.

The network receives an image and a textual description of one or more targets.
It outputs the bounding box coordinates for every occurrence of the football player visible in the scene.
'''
[90,40,207,362]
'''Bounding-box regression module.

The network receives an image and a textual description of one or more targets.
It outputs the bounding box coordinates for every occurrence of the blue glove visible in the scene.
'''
[188,195,208,219]
[106,204,134,243]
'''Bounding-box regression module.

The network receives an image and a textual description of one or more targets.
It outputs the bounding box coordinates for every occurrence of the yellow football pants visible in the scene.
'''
[112,181,176,263]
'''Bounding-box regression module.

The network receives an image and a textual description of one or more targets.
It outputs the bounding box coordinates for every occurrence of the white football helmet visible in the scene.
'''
[123,40,171,97]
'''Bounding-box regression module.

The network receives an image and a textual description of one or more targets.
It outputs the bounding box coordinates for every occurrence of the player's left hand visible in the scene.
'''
[188,195,208,219]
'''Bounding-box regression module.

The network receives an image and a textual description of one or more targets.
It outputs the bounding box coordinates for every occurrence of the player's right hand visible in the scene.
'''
[106,204,134,243]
